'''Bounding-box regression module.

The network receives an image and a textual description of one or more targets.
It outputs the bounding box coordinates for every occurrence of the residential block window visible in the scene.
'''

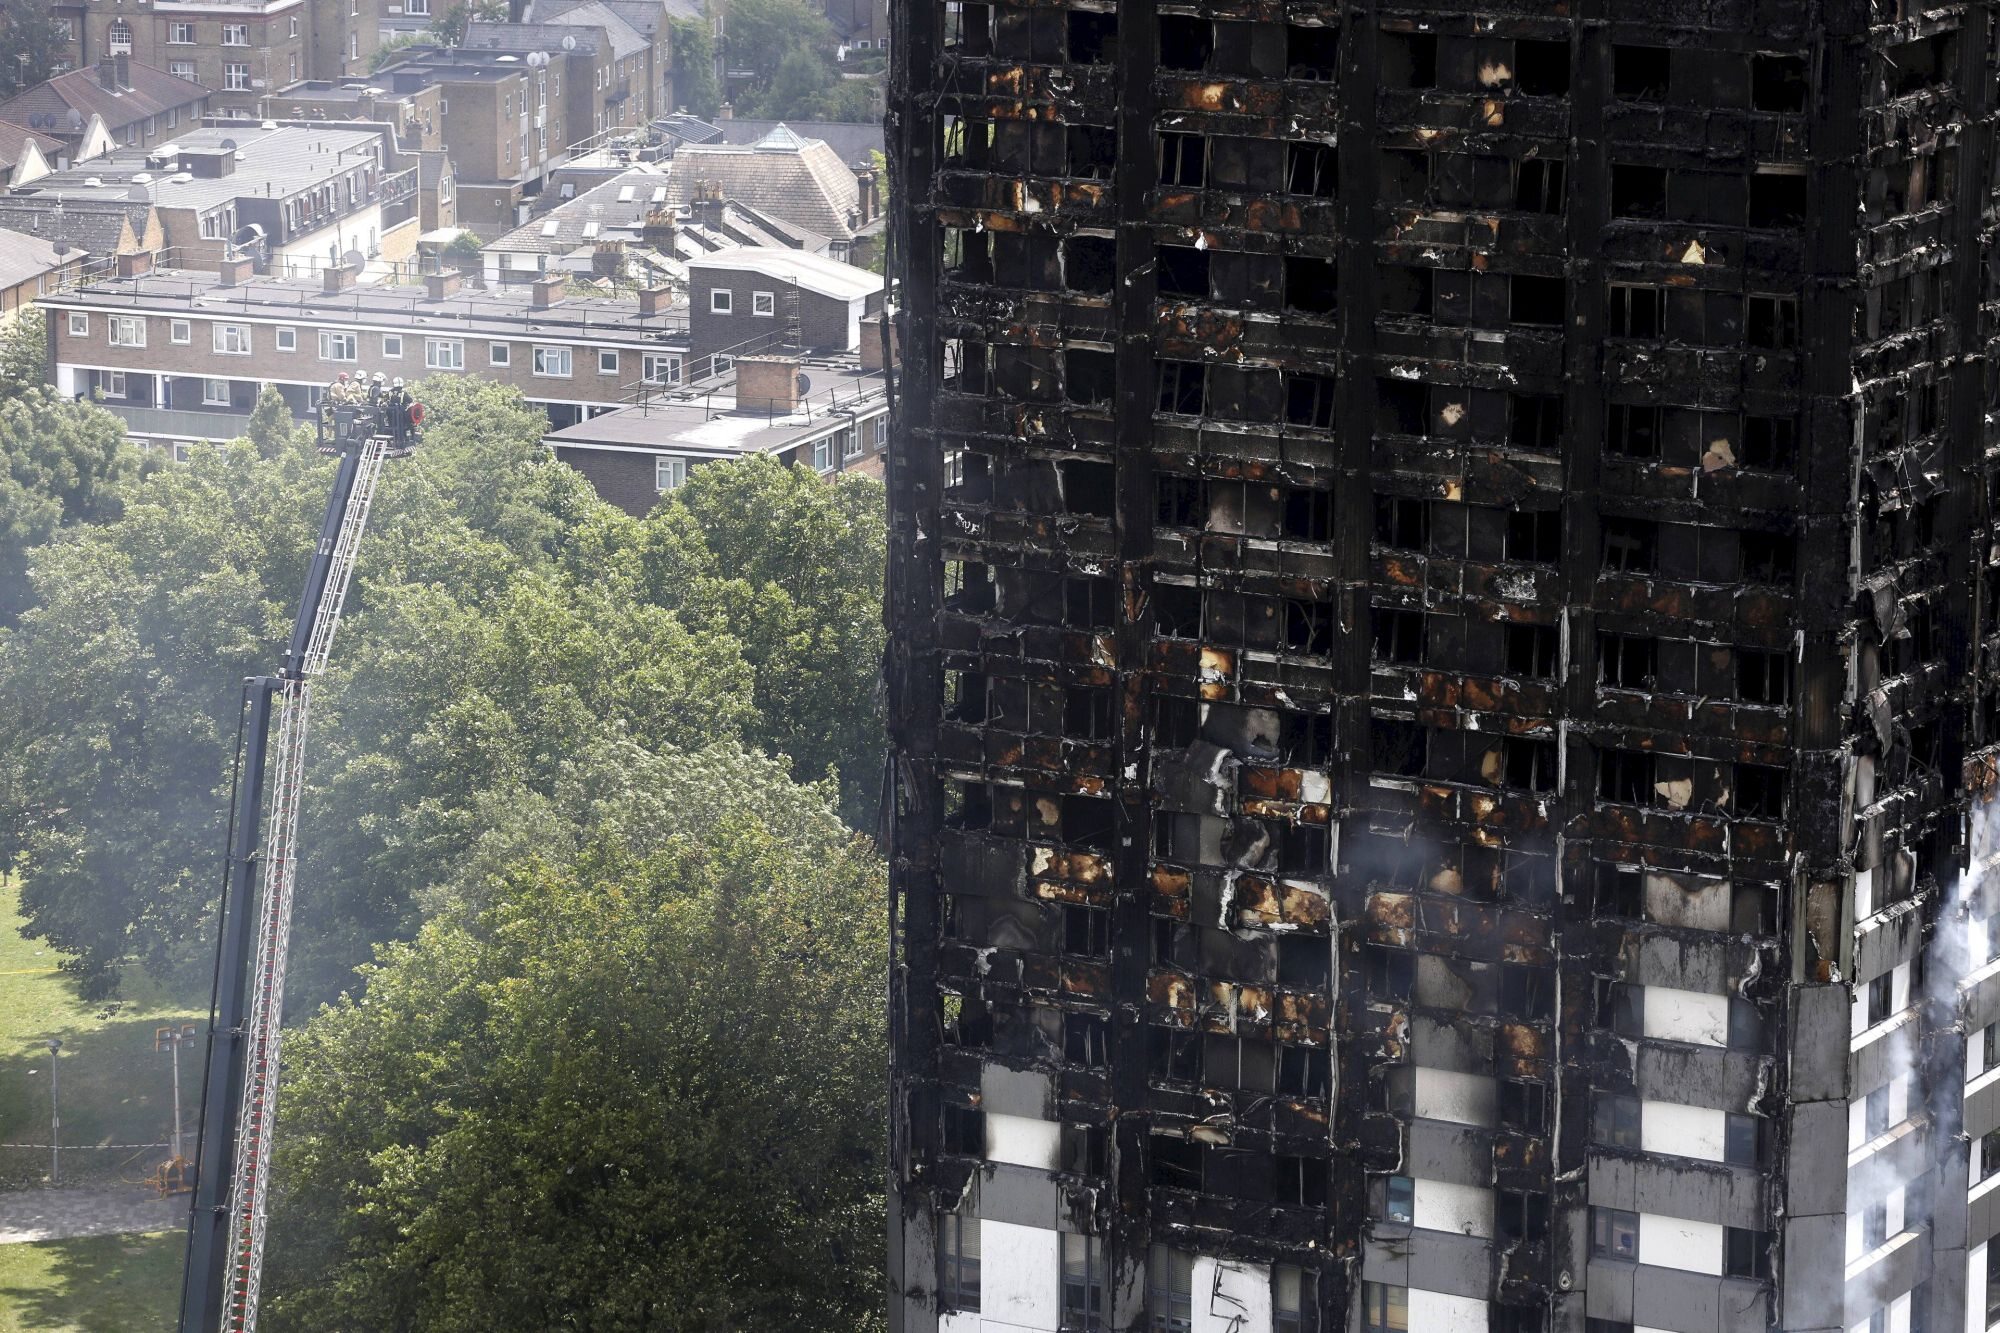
[222,23,248,44]
[213,324,251,355]
[109,315,145,347]
[67,312,87,337]
[938,1212,980,1312]
[318,330,358,362]
[276,327,297,352]
[380,334,402,359]
[426,338,464,370]
[170,61,196,81]
[101,370,126,398]
[489,342,511,367]
[170,319,190,345]
[710,289,734,314]
[598,349,619,375]
[202,379,230,406]
[1272,1266,1310,1333]
[1148,1246,1193,1333]
[1361,1281,1409,1333]
[1060,1233,1106,1330]
[643,353,681,384]
[752,290,776,316]
[168,21,195,43]
[655,456,688,492]
[1591,1206,1640,1260]
[532,345,572,377]
[224,63,251,92]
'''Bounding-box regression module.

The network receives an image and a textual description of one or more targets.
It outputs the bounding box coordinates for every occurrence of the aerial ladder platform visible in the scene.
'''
[178,379,423,1333]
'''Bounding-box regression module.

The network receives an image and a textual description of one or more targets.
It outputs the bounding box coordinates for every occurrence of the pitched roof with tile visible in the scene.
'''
[487,166,672,255]
[664,124,863,241]
[0,199,144,257]
[525,0,677,39]
[0,226,68,291]
[0,60,209,135]
[464,9,647,62]
[0,121,62,172]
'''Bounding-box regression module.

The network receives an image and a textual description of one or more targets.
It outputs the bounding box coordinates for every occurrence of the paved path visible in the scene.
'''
[0,1187,180,1244]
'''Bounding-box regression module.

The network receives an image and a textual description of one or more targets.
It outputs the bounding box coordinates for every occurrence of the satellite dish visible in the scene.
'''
[561,34,577,49]
[126,182,150,201]
[66,110,82,131]
[796,372,812,395]
[219,138,238,150]
[343,248,365,273]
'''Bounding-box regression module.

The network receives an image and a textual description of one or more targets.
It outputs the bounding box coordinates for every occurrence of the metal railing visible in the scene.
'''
[101,403,252,439]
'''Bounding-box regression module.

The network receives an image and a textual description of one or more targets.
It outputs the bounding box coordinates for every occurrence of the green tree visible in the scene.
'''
[440,229,483,271]
[426,0,505,47]
[636,453,885,827]
[263,744,888,1332]
[0,304,49,396]
[669,17,720,118]
[0,0,71,100]
[0,388,133,622]
[244,382,302,459]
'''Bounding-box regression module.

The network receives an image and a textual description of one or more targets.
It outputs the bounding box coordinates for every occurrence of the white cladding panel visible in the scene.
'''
[986,1113,1061,1171]
[1643,986,1729,1047]
[1408,1287,1488,1333]
[1191,1255,1272,1333]
[1413,1067,1496,1127]
[1639,1213,1724,1275]
[1413,1179,1494,1238]
[979,1220,1061,1331]
[1641,1100,1726,1162]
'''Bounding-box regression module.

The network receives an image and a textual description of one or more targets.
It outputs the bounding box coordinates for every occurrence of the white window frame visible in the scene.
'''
[812,436,832,471]
[655,456,688,492]
[382,333,404,359]
[67,311,88,337]
[643,353,682,385]
[202,378,231,406]
[710,289,734,314]
[276,326,297,352]
[170,319,191,345]
[425,338,464,370]
[871,415,889,447]
[102,370,126,398]
[109,315,145,347]
[289,15,299,35]
[221,22,249,45]
[168,21,195,43]
[598,348,618,375]
[406,0,431,13]
[532,345,572,377]
[169,60,196,81]
[223,63,251,92]
[841,427,861,460]
[489,342,511,367]
[213,324,252,355]
[752,290,776,317]
[319,330,358,362]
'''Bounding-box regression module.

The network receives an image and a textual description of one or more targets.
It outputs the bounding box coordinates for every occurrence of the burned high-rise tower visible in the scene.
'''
[884,3,2000,1331]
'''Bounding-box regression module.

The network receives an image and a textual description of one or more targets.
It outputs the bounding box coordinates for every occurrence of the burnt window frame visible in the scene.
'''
[1515,156,1566,214]
[1372,605,1427,665]
[1504,622,1559,678]
[1157,131,1208,187]
[1598,748,1657,806]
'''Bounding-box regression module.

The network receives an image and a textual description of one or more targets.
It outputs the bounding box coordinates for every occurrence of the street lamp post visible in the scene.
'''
[45,1038,60,1188]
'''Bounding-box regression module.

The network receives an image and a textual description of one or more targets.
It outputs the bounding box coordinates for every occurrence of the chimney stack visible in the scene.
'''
[637,284,673,316]
[323,264,356,295]
[115,53,131,90]
[116,250,155,279]
[591,239,623,278]
[735,355,801,415]
[425,270,463,300]
[97,57,117,91]
[531,273,565,307]
[859,313,899,372]
[641,207,677,253]
[853,166,877,225]
[218,254,255,286]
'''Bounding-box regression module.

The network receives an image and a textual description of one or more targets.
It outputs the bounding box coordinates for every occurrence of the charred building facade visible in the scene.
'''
[885,3,2000,1332]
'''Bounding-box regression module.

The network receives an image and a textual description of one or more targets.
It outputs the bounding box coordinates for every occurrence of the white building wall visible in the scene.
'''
[1643,985,1729,1047]
[1407,1287,1488,1333]
[1641,1100,1726,1162]
[1191,1255,1271,1333]
[985,1113,1060,1171]
[1967,1241,1987,1333]
[1413,1068,1496,1127]
[979,1220,1060,1332]
[1413,1179,1493,1238]
[1638,1212,1723,1275]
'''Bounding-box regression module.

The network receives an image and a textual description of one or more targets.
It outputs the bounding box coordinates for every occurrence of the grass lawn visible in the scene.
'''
[0,881,206,1189]
[0,1230,182,1332]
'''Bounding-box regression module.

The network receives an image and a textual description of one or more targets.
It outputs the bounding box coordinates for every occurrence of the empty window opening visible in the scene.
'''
[1610,163,1668,219]
[1601,517,1658,573]
[1066,349,1116,406]
[1608,403,1662,458]
[1067,125,1116,179]
[1510,393,1563,449]
[1157,245,1210,298]
[1285,600,1335,654]
[1740,416,1797,471]
[1063,577,1118,628]
[1371,718,1427,777]
[1608,283,1664,338]
[1065,1011,1110,1064]
[1514,39,1569,95]
[1063,235,1117,294]
[1515,158,1565,213]
[1382,30,1436,88]
[1505,623,1558,678]
[1067,9,1116,63]
[1376,495,1430,550]
[1156,360,1205,414]
[1505,509,1561,563]
[1287,24,1339,80]
[1060,459,1116,517]
[1740,530,1796,584]
[1377,378,1427,434]
[1751,54,1809,112]
[1612,45,1671,101]
[1736,764,1787,819]
[1503,736,1558,792]
[1286,142,1337,197]
[1159,14,1214,70]
[1153,584,1201,638]
[1286,371,1338,428]
[1737,648,1791,705]
[1511,275,1565,325]
[1283,256,1337,314]
[1747,294,1799,348]
[1373,607,1426,664]
[1284,488,1333,541]
[1598,749,1655,805]
[1158,133,1207,186]
[1749,170,1807,227]
[1599,632,1658,689]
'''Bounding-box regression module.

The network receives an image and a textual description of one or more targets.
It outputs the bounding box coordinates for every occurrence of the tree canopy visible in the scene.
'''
[724,0,878,121]
[0,384,135,622]
[0,0,72,100]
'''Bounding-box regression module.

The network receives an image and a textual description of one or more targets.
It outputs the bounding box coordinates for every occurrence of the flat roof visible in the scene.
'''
[18,125,384,214]
[686,247,883,301]
[45,268,693,345]
[546,364,888,456]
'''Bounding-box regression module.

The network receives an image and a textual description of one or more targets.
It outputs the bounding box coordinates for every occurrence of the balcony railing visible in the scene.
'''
[101,403,251,441]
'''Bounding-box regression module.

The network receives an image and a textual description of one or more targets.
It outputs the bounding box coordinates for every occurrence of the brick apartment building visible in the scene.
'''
[48,0,381,121]
[0,57,209,158]
[886,4,2000,1333]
